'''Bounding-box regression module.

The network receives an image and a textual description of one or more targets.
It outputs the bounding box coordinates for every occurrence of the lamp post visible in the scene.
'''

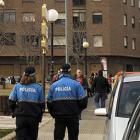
[0,0,4,6]
[83,42,89,76]
[48,9,58,84]
[65,0,69,63]
[41,4,48,94]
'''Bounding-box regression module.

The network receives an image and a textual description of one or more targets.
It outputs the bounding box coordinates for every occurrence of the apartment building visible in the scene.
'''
[0,0,140,81]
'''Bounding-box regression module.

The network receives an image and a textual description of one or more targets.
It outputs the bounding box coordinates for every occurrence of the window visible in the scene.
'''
[93,0,101,1]
[123,0,127,4]
[132,17,135,28]
[108,80,118,119]
[131,0,135,6]
[0,10,16,22]
[73,32,86,52]
[73,10,86,28]
[48,36,66,47]
[124,14,127,26]
[124,36,128,48]
[118,82,140,117]
[55,13,65,24]
[93,35,102,47]
[0,34,4,46]
[22,35,39,47]
[93,12,102,24]
[0,33,15,45]
[22,13,35,22]
[132,38,136,49]
[139,0,140,8]
[73,0,86,6]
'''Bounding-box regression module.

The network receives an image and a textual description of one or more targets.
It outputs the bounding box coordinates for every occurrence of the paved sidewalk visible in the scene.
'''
[0,115,52,140]
[0,115,52,129]
[0,95,110,140]
[38,96,110,140]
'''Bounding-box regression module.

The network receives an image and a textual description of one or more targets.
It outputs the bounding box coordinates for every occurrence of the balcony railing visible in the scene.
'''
[73,0,86,6]
[73,21,86,30]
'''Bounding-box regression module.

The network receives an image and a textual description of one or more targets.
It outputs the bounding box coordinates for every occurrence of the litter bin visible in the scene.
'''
[0,95,9,115]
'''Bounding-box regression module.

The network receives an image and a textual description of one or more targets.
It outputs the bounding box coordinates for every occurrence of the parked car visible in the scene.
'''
[4,76,20,84]
[122,96,140,140]
[94,72,140,140]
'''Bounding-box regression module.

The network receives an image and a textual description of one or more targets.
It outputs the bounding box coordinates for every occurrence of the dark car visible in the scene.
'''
[45,75,51,83]
[122,96,140,140]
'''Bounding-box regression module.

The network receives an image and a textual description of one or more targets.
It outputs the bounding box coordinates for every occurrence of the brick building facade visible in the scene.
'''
[0,0,140,81]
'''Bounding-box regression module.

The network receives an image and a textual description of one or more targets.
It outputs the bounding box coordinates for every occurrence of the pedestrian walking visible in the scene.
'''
[47,64,88,140]
[0,75,6,89]
[8,66,45,140]
[87,75,93,97]
[73,69,89,119]
[91,70,109,108]
[94,72,98,77]
[11,76,16,84]
[91,73,94,82]
[73,69,89,90]
[53,68,61,83]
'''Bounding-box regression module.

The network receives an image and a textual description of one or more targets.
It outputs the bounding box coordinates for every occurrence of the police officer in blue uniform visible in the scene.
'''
[8,66,45,140]
[47,64,88,140]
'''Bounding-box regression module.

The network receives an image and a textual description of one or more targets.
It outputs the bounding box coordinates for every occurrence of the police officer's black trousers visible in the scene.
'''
[16,116,39,140]
[54,116,79,140]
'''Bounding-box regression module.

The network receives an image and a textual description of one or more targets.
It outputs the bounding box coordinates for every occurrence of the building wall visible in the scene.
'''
[0,0,140,79]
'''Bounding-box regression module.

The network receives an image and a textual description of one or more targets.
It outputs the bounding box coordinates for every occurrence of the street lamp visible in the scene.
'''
[48,9,58,84]
[83,42,89,76]
[0,0,4,6]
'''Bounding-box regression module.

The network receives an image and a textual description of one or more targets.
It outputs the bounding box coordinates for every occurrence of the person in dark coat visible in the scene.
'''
[73,69,89,119]
[0,75,6,89]
[47,64,88,140]
[53,68,61,83]
[91,70,109,108]
[11,76,16,84]
[73,69,89,90]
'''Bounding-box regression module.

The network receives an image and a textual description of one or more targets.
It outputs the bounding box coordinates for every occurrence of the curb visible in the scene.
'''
[0,131,16,140]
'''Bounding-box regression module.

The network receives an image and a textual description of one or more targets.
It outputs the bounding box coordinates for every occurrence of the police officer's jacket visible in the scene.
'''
[8,83,45,118]
[47,73,88,118]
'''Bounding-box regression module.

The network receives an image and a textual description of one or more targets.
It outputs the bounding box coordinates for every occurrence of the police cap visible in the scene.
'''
[24,66,37,76]
[60,64,71,72]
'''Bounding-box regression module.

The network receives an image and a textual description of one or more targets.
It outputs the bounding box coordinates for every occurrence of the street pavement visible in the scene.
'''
[0,95,110,140]
[38,96,110,140]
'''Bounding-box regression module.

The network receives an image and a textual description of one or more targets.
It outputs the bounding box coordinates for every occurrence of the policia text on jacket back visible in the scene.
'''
[47,64,88,140]
[8,67,45,140]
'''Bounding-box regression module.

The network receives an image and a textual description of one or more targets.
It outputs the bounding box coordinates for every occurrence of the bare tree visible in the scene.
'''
[68,20,99,69]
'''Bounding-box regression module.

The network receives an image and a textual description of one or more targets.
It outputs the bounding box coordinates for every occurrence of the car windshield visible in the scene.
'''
[118,81,140,117]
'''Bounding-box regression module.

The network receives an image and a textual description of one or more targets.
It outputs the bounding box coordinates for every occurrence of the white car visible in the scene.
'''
[95,72,140,140]
[4,76,20,84]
